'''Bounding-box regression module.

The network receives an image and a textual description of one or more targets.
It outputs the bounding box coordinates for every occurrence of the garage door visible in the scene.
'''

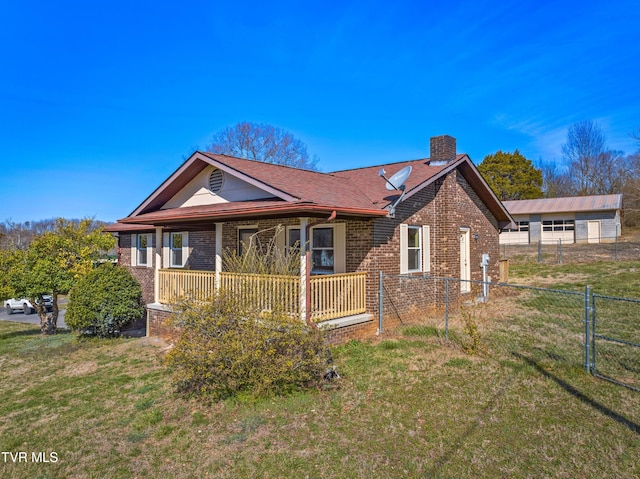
[541,216,575,244]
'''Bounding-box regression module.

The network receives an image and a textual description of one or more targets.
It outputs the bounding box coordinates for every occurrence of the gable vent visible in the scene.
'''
[209,169,224,194]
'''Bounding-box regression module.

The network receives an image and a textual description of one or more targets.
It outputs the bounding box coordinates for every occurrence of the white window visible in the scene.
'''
[542,219,574,232]
[400,224,430,274]
[309,224,346,275]
[311,227,334,274]
[163,232,189,268]
[132,233,152,267]
[505,221,529,232]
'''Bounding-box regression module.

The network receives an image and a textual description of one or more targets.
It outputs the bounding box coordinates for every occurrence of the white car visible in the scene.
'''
[4,296,54,315]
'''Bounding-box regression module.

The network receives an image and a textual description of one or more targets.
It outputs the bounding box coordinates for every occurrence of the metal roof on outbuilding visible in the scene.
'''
[503,194,623,215]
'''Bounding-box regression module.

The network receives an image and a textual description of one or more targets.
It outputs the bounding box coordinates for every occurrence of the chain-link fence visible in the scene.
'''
[591,294,640,391]
[500,238,640,265]
[379,274,640,390]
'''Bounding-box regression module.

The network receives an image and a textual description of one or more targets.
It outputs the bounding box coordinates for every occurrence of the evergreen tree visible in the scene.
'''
[478,150,543,201]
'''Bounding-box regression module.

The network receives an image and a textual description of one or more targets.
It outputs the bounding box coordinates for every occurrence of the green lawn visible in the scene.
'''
[1,262,639,478]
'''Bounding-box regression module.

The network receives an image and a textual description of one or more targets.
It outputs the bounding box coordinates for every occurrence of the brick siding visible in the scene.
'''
[119,232,155,305]
[121,165,502,344]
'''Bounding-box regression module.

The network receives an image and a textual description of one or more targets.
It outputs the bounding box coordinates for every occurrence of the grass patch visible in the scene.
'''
[0,263,639,478]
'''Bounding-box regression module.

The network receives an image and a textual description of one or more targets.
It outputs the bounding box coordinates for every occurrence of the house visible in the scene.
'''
[105,135,513,343]
[500,194,623,245]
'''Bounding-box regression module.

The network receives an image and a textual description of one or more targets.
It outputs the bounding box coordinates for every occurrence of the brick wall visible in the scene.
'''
[120,233,155,305]
[147,307,180,342]
[356,169,501,320]
[186,231,216,270]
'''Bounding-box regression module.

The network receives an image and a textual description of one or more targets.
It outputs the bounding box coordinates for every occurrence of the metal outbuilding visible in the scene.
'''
[500,194,623,244]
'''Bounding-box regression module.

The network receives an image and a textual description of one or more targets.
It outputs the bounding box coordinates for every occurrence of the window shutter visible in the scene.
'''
[182,232,189,267]
[422,225,430,273]
[148,234,154,268]
[399,224,408,274]
[131,234,138,267]
[162,233,170,268]
[334,223,346,274]
[275,227,285,251]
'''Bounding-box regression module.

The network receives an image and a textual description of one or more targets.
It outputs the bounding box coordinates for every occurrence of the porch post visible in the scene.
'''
[154,226,162,303]
[215,222,223,290]
[299,218,308,321]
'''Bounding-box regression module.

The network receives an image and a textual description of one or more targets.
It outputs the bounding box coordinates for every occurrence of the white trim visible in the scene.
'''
[333,223,346,274]
[162,233,170,268]
[399,224,409,274]
[400,224,428,274]
[154,227,162,303]
[215,223,223,290]
[309,223,344,274]
[164,231,189,268]
[422,225,431,273]
[169,231,189,268]
[460,228,471,293]
[132,233,153,268]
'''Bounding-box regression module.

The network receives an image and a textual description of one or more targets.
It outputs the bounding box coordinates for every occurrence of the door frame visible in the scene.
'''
[460,228,471,293]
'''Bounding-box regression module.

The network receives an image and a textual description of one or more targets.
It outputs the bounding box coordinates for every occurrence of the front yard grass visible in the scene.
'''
[1,261,639,478]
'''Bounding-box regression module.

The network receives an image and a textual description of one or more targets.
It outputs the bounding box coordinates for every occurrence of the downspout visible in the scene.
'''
[304,210,337,328]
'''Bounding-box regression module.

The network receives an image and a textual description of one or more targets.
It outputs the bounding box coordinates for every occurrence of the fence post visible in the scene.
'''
[538,240,542,263]
[445,278,449,340]
[378,271,383,336]
[558,239,562,264]
[591,293,597,375]
[584,285,592,373]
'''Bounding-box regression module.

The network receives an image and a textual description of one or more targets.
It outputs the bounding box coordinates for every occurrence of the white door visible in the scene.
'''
[460,228,471,293]
[587,221,601,244]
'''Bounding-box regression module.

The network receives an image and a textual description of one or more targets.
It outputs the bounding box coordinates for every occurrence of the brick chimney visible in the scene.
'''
[430,135,456,162]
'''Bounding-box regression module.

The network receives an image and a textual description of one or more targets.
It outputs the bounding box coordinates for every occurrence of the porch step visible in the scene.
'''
[318,313,373,330]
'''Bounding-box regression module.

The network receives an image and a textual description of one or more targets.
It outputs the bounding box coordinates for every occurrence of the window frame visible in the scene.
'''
[406,226,422,272]
[286,226,301,254]
[311,227,335,275]
[237,227,259,256]
[161,231,189,268]
[400,224,430,275]
[133,233,153,268]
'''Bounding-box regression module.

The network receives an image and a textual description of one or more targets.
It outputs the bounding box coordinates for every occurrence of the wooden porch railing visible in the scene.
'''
[309,272,367,321]
[220,272,300,315]
[157,269,367,322]
[158,269,218,303]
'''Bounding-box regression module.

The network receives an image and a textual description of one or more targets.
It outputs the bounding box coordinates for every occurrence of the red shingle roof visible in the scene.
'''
[115,151,511,227]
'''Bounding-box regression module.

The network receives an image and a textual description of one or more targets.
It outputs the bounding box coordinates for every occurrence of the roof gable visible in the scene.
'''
[162,164,277,209]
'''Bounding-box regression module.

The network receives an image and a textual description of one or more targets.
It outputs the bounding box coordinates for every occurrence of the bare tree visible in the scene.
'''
[631,126,640,147]
[540,161,572,198]
[206,122,318,170]
[562,120,607,195]
[622,152,640,226]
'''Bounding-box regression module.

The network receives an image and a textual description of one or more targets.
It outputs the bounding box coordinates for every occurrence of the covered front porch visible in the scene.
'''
[157,269,367,322]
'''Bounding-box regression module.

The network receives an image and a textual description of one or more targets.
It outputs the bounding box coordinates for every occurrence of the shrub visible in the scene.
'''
[66,263,144,337]
[165,291,327,401]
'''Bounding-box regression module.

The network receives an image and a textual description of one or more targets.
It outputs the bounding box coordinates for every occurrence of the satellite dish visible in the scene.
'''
[379,165,412,218]
[384,166,412,191]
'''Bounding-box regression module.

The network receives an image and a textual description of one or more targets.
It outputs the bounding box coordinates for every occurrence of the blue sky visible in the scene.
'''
[1,0,638,223]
